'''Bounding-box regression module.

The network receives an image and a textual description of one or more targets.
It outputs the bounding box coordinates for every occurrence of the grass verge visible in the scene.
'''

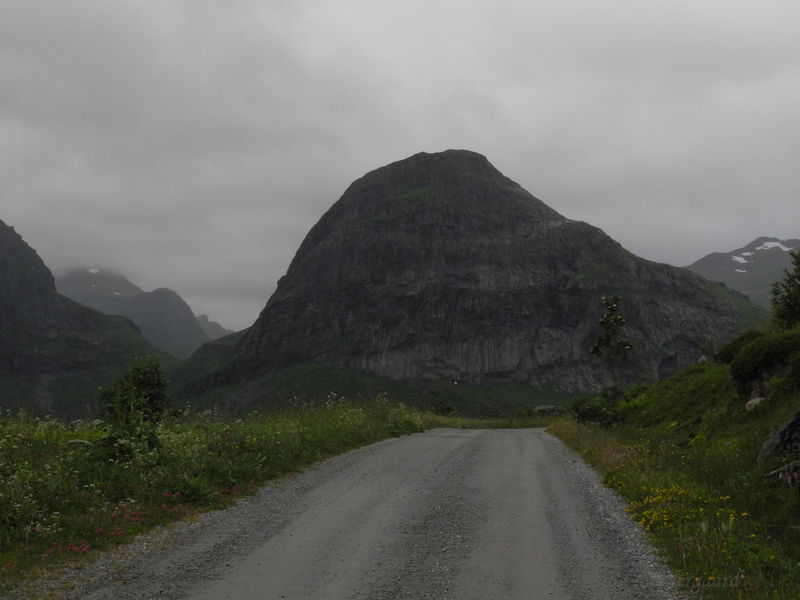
[550,403,800,598]
[0,396,430,593]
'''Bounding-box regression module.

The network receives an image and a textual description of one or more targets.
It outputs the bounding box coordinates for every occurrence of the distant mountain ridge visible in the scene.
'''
[56,268,232,358]
[196,314,232,340]
[185,149,765,401]
[0,219,160,416]
[687,237,799,308]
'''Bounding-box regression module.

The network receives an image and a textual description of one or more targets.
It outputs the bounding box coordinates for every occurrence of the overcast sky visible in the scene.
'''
[3,1,800,331]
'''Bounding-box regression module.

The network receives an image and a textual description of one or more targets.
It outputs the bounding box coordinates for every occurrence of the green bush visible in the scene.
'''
[714,329,765,364]
[571,387,622,426]
[729,328,800,387]
[571,384,651,427]
[98,357,170,458]
[571,395,610,425]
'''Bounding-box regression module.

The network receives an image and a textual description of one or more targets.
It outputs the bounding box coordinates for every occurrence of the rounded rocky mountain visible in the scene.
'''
[224,150,761,393]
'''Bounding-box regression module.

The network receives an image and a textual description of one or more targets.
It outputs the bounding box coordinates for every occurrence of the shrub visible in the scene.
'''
[100,356,169,424]
[729,328,800,388]
[571,387,623,426]
[571,383,651,427]
[97,357,169,458]
[571,395,610,425]
[715,329,765,364]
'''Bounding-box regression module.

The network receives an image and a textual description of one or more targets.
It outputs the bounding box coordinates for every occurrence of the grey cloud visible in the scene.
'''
[3,0,800,331]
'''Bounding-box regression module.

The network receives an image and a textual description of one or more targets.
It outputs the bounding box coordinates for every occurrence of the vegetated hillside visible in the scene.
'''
[171,358,573,417]
[687,237,799,308]
[56,268,229,357]
[0,219,163,417]
[185,149,764,405]
[553,326,800,595]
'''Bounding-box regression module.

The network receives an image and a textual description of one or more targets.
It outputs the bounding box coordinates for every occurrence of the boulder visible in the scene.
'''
[757,407,800,463]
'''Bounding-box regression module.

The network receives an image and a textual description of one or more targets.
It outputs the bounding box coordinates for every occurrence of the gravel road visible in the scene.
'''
[37,428,685,600]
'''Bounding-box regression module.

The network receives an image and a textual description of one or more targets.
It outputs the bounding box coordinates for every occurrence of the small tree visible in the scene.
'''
[575,295,634,426]
[98,356,169,458]
[772,250,800,330]
[589,295,633,379]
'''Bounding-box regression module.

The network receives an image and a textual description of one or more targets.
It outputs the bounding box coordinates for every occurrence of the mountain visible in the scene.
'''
[55,267,144,313]
[125,288,211,359]
[687,237,799,308]
[0,219,160,417]
[187,150,763,397]
[56,268,213,358]
[196,314,234,340]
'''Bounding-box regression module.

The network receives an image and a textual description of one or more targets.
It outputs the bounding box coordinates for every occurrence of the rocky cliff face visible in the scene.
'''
[57,268,211,358]
[0,220,158,416]
[687,237,800,308]
[225,150,763,393]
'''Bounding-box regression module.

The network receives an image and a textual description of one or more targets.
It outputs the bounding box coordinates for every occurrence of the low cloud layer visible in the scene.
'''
[3,0,800,330]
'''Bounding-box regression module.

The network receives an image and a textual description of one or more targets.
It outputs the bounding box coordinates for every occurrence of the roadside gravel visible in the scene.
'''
[6,429,687,600]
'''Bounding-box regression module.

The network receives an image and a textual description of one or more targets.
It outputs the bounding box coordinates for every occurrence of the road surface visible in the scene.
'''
[73,428,681,600]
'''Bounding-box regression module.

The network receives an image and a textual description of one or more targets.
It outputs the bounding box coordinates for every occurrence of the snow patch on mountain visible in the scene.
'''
[756,241,794,252]
[732,256,748,264]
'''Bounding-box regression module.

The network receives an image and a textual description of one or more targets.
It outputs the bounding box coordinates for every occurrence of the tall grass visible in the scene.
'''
[0,396,429,590]
[550,407,800,598]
